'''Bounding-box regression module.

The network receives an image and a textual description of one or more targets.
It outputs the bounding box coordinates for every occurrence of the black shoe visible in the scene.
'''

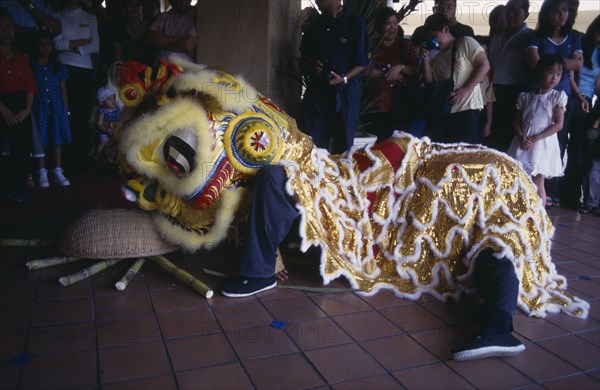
[452,333,525,361]
[222,276,277,298]
[578,206,597,214]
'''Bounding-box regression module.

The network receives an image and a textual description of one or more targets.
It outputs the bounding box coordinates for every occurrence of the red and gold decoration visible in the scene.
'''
[113,57,589,317]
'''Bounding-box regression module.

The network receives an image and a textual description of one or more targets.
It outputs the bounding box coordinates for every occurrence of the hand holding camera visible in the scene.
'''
[421,38,440,51]
[419,38,440,61]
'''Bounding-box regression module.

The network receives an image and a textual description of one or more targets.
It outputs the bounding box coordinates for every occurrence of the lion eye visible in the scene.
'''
[163,128,197,177]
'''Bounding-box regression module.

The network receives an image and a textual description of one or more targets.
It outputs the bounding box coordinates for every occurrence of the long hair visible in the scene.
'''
[582,15,600,69]
[30,29,62,75]
[536,0,576,37]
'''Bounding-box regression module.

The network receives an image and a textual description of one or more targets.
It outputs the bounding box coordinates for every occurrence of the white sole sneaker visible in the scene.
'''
[453,344,525,361]
[222,280,277,298]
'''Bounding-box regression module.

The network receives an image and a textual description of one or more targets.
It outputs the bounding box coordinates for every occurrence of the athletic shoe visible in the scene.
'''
[222,276,277,297]
[37,169,49,188]
[53,167,70,186]
[452,333,525,361]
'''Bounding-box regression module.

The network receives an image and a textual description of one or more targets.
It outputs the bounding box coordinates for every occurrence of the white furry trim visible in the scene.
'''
[170,66,259,113]
[120,99,220,197]
[152,188,243,251]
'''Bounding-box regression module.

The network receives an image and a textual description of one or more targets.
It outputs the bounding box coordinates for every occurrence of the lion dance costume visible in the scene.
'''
[118,57,588,318]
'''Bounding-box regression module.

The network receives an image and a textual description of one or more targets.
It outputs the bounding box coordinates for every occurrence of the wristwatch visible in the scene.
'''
[343,76,348,84]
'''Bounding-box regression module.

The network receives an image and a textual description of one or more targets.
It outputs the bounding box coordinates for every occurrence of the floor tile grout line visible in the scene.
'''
[257,291,353,388]
[204,289,263,389]
[536,371,600,386]
[90,272,102,389]
[528,334,597,374]
[15,256,44,390]
[142,272,182,390]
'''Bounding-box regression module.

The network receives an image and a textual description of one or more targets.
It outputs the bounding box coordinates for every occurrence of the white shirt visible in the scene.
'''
[53,7,99,70]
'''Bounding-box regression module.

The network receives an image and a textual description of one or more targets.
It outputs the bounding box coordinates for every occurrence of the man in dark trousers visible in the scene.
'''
[487,0,534,152]
[298,0,370,153]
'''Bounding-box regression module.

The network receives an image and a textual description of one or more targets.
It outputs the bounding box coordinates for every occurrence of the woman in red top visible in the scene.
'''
[364,7,418,141]
[0,9,37,202]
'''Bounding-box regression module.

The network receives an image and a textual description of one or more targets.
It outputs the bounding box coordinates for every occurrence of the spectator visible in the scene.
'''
[363,7,418,141]
[0,9,37,202]
[94,86,119,165]
[488,4,507,40]
[579,114,600,215]
[140,0,160,26]
[412,0,475,47]
[29,28,71,187]
[298,0,370,153]
[570,16,600,212]
[526,0,583,208]
[147,0,196,63]
[420,14,489,144]
[0,0,61,50]
[488,0,534,152]
[85,0,122,82]
[113,0,155,67]
[53,0,99,171]
[507,54,567,208]
[474,35,495,141]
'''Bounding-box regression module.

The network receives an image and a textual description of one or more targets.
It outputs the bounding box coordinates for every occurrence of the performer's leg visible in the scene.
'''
[452,249,525,361]
[473,249,519,335]
[222,165,299,297]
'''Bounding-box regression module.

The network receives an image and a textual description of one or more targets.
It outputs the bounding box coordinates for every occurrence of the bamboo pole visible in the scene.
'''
[59,259,122,286]
[150,255,213,298]
[2,238,54,247]
[26,256,82,270]
[115,258,145,291]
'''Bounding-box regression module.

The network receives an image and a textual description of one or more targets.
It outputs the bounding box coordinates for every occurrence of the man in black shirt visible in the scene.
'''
[411,0,474,45]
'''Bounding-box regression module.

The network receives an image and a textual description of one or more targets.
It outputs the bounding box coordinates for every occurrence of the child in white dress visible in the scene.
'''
[507,54,567,208]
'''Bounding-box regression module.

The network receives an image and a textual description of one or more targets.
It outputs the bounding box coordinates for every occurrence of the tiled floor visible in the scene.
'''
[1,200,599,389]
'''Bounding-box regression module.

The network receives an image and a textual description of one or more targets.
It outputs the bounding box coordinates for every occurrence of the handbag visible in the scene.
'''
[425,39,459,117]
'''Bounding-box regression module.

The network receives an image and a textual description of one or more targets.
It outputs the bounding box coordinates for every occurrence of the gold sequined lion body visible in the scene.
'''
[119,58,588,318]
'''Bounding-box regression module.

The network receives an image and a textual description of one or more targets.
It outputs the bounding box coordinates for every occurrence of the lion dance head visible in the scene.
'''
[118,57,308,251]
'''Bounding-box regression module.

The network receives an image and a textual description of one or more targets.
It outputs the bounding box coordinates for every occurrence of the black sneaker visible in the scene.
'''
[222,276,277,298]
[452,333,525,361]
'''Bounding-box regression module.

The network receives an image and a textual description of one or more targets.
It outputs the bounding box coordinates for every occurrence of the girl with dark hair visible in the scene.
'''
[29,28,72,187]
[508,54,567,207]
[526,0,582,94]
[525,0,583,208]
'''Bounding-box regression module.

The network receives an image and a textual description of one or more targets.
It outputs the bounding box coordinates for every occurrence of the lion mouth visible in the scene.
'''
[163,130,198,177]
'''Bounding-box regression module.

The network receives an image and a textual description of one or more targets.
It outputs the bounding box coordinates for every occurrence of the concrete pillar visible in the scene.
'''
[195,0,302,115]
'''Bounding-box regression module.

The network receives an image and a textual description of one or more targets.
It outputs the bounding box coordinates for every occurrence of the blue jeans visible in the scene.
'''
[238,165,299,278]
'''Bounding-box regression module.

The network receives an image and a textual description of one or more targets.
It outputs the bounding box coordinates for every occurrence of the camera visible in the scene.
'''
[421,38,440,51]
[321,60,337,80]
[380,64,392,72]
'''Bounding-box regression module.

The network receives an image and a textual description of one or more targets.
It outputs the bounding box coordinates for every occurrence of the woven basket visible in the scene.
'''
[58,208,179,259]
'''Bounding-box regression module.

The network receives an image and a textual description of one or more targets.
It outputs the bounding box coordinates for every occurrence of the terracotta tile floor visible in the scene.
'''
[1,205,599,389]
